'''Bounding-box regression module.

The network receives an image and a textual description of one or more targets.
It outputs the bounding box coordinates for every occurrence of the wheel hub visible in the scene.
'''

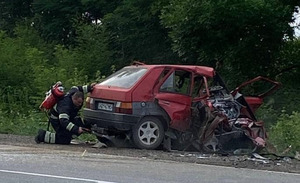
[138,121,159,145]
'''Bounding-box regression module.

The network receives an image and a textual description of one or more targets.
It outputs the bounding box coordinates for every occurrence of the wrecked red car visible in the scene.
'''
[83,62,280,153]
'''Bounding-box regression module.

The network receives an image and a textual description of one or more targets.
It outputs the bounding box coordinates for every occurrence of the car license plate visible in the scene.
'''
[97,102,113,111]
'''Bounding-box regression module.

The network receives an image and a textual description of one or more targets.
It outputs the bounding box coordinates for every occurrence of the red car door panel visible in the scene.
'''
[155,93,192,132]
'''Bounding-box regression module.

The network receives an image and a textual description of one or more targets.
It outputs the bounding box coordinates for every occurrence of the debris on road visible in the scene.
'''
[92,141,107,148]
[295,151,300,160]
[0,134,299,174]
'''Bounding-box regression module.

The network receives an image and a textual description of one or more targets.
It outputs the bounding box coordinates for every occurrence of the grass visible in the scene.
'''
[0,110,48,135]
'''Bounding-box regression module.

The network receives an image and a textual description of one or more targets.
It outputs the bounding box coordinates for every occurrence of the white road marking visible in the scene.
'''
[0,169,116,183]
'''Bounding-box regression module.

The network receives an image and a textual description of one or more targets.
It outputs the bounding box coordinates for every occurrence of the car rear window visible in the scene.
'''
[99,67,148,88]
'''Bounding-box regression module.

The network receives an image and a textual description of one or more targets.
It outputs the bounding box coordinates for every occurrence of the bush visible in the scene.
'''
[256,102,279,129]
[268,111,300,156]
[0,110,48,136]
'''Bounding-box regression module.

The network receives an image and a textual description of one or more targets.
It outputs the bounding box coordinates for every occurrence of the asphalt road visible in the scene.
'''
[0,145,299,183]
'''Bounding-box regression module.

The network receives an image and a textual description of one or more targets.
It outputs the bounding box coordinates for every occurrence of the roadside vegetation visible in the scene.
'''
[0,0,299,155]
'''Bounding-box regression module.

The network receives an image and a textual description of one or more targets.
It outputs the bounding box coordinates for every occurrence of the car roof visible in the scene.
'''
[126,64,216,78]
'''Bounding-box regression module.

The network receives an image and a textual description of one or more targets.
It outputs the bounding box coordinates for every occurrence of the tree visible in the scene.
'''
[81,0,122,24]
[32,0,83,45]
[102,0,179,68]
[0,0,33,35]
[270,38,300,113]
[0,31,42,88]
[31,0,122,45]
[161,0,300,85]
[72,23,111,77]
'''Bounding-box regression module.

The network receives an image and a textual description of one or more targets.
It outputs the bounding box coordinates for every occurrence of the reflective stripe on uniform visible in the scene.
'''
[71,86,79,90]
[50,133,55,143]
[50,114,58,119]
[59,113,69,120]
[53,104,58,112]
[83,85,88,93]
[44,131,56,144]
[66,122,75,131]
[44,131,50,142]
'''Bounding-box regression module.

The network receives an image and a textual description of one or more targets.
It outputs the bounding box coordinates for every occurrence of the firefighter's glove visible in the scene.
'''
[82,127,91,133]
[78,127,84,134]
[78,127,91,134]
[88,83,96,92]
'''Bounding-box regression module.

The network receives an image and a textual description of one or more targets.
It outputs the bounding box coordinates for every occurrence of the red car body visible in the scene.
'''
[83,62,280,151]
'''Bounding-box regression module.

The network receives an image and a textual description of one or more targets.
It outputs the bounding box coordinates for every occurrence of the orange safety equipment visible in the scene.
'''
[39,81,65,111]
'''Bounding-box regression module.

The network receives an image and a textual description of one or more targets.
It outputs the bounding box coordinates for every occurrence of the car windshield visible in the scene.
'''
[99,67,148,88]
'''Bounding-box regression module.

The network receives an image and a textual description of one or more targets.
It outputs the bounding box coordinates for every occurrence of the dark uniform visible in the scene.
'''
[35,84,93,144]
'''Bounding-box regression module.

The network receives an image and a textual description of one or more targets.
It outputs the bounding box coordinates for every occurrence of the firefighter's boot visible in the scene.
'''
[43,131,56,144]
[35,129,46,143]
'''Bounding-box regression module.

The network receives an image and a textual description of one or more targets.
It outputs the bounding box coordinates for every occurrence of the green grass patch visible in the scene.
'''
[0,110,48,136]
[268,111,300,156]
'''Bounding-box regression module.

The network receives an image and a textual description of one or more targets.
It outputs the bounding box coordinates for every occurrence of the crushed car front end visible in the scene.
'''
[188,75,281,153]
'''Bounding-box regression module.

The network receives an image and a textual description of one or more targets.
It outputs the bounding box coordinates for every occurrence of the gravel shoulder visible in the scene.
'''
[0,133,299,174]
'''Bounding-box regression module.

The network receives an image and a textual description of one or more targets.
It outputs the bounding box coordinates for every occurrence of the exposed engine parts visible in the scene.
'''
[207,86,242,120]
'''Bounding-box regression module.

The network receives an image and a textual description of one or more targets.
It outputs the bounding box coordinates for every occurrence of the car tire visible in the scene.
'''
[132,117,164,150]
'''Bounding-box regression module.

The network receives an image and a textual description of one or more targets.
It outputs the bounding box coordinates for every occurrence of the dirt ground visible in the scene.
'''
[0,133,299,174]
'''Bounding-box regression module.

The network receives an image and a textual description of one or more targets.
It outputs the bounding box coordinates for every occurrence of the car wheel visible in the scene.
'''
[132,117,164,150]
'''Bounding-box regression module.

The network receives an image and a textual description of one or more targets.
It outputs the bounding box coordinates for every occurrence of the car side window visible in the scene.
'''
[158,69,171,83]
[192,76,204,98]
[160,70,191,95]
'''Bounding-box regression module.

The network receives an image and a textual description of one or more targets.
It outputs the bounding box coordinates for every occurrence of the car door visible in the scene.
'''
[154,68,193,132]
[231,76,281,113]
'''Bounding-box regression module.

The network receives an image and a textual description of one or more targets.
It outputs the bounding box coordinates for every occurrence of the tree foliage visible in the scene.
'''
[32,0,83,44]
[81,0,122,22]
[71,23,111,77]
[31,0,122,45]
[161,0,298,85]
[102,0,179,68]
[0,0,33,35]
[0,30,43,88]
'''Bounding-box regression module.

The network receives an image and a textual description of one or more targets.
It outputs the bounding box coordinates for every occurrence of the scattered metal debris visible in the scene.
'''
[295,151,300,160]
[247,158,270,164]
[91,141,107,148]
[81,149,87,157]
[280,145,292,155]
[282,157,292,164]
[252,153,269,160]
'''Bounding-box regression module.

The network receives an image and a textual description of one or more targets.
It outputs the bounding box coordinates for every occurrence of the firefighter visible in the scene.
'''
[35,83,96,144]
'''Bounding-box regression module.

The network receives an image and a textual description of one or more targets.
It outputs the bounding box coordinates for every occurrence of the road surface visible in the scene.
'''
[0,144,299,183]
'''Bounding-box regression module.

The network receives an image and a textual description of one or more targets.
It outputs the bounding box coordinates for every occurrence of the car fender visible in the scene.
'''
[132,100,170,130]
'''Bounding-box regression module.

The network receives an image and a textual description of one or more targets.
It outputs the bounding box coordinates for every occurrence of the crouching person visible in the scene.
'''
[35,83,95,144]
